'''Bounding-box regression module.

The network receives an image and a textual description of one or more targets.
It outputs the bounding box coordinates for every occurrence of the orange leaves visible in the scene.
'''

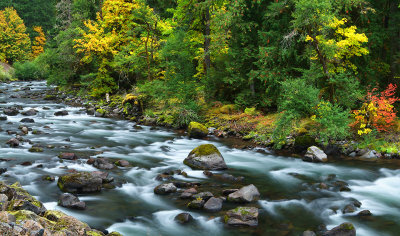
[352,84,399,135]
[31,26,46,59]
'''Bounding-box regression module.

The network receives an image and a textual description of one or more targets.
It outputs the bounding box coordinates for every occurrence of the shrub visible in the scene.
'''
[0,67,13,81]
[352,83,399,135]
[13,61,45,80]
[312,101,350,142]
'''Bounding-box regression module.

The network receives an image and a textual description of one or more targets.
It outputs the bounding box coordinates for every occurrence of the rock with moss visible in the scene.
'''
[0,182,46,215]
[174,213,193,224]
[322,222,356,236]
[227,184,260,203]
[188,122,208,139]
[28,147,43,152]
[303,146,328,163]
[95,108,107,117]
[224,207,258,227]
[184,144,227,170]
[57,172,103,193]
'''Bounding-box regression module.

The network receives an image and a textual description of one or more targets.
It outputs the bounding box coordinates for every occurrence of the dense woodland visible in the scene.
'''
[0,0,400,149]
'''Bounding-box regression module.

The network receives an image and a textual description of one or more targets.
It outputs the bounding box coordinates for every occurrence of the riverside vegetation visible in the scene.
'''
[0,0,400,235]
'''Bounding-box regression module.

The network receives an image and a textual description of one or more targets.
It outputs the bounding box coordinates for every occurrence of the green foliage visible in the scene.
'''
[0,66,13,81]
[312,101,351,142]
[13,61,45,80]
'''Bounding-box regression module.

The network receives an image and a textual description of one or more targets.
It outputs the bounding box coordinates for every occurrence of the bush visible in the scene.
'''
[272,79,320,147]
[13,61,45,80]
[312,101,351,142]
[0,67,13,81]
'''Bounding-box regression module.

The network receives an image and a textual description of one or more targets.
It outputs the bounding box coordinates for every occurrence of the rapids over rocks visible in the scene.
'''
[0,81,399,236]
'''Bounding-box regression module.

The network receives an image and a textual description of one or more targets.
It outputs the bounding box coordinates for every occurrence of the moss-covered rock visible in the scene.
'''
[188,122,208,139]
[224,207,258,227]
[183,144,227,170]
[323,222,356,236]
[28,147,43,152]
[57,172,103,193]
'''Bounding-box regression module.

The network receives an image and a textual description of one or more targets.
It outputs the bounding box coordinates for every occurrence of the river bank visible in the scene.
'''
[49,85,400,164]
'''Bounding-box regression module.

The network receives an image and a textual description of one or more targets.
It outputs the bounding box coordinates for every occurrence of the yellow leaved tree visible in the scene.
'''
[31,26,47,59]
[0,7,31,64]
[74,0,168,96]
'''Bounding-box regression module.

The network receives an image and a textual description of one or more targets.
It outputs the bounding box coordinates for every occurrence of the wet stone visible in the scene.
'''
[174,213,193,224]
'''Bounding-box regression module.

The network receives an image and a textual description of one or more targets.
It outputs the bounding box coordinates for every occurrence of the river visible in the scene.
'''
[0,81,399,236]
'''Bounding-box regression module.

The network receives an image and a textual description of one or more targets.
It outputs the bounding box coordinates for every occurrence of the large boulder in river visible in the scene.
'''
[6,138,19,147]
[322,222,356,236]
[303,146,328,162]
[227,184,260,203]
[57,172,103,193]
[58,193,86,210]
[188,122,208,139]
[224,207,259,227]
[93,157,115,170]
[183,144,227,170]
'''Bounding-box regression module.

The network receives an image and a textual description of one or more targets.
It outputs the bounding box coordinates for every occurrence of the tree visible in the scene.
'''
[31,26,46,58]
[0,7,31,64]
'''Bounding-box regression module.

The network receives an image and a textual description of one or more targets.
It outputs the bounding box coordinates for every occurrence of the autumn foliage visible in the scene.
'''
[31,26,46,59]
[353,84,399,135]
[0,7,31,64]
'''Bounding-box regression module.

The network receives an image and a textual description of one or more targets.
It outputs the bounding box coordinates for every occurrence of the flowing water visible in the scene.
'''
[0,81,399,236]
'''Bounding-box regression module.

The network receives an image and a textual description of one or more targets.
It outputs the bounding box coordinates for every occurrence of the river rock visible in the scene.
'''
[322,222,356,236]
[303,146,328,162]
[357,210,372,217]
[224,207,258,227]
[59,153,78,160]
[227,184,260,203]
[115,159,130,167]
[93,157,115,170]
[21,126,28,134]
[154,183,177,195]
[180,188,197,199]
[188,122,208,139]
[6,138,19,147]
[0,116,7,121]
[204,197,223,212]
[3,108,19,116]
[303,231,316,236]
[0,182,46,215]
[21,109,38,116]
[187,199,205,209]
[174,213,193,224]
[58,193,86,210]
[192,192,214,201]
[54,110,69,116]
[20,118,35,123]
[183,144,227,170]
[360,150,378,159]
[57,172,103,193]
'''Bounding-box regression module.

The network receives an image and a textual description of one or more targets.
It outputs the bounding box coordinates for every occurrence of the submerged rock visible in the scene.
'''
[174,213,193,224]
[188,122,208,139]
[183,144,227,170]
[224,207,259,227]
[21,109,38,116]
[54,110,68,116]
[154,183,177,195]
[227,184,260,203]
[57,172,104,193]
[58,193,86,210]
[6,138,19,147]
[303,146,328,162]
[322,222,356,236]
[20,118,35,123]
[58,153,78,160]
[3,108,19,116]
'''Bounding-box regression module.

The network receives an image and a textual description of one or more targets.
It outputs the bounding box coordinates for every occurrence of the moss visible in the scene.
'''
[9,210,38,222]
[244,107,260,116]
[340,222,355,230]
[44,210,66,222]
[188,122,208,137]
[189,144,221,156]
[86,230,105,236]
[219,104,237,114]
[224,215,229,223]
[108,232,123,236]
[28,147,43,152]
[96,109,106,115]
